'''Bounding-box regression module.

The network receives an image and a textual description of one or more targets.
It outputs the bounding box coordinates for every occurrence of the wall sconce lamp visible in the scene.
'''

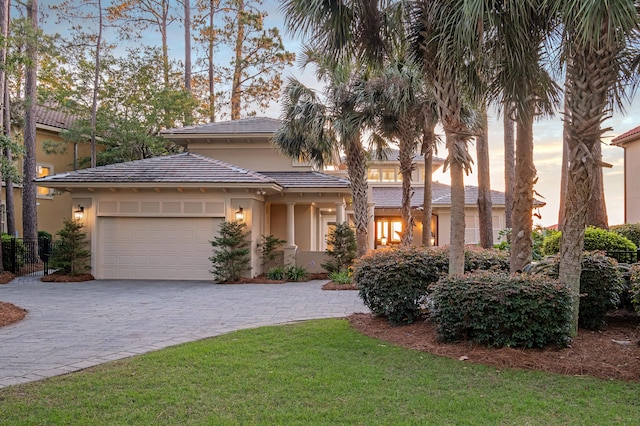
[380,236,388,246]
[235,206,245,222]
[73,205,85,221]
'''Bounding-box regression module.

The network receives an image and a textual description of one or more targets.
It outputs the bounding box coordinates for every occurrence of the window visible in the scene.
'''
[376,218,403,246]
[37,164,53,198]
[368,168,380,181]
[381,168,396,182]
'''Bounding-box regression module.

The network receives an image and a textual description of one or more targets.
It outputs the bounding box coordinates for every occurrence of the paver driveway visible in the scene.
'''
[0,276,368,388]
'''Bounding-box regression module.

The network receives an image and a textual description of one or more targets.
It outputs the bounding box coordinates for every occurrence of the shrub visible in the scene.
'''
[49,219,91,276]
[354,246,444,325]
[285,265,308,282]
[1,234,26,272]
[322,223,357,273]
[266,266,286,280]
[258,234,286,267]
[464,246,510,272]
[542,226,636,262]
[209,221,251,283]
[527,252,624,330]
[429,271,573,348]
[610,223,640,248]
[495,227,554,261]
[329,270,352,285]
[629,264,640,314]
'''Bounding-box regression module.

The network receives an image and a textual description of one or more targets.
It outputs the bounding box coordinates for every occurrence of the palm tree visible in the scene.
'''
[557,0,639,335]
[408,1,477,276]
[273,59,375,257]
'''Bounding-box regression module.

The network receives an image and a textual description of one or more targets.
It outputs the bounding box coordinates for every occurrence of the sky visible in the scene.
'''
[40,0,639,228]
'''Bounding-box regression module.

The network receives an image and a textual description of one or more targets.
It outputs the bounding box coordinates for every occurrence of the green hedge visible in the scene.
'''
[630,264,640,314]
[527,252,625,330]
[542,226,636,262]
[429,272,573,348]
[610,223,640,248]
[355,246,512,326]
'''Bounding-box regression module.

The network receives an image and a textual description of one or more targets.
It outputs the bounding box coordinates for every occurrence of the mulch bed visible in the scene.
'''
[0,302,27,328]
[222,273,329,285]
[349,312,640,382]
[41,273,95,282]
[0,271,16,284]
[322,281,358,290]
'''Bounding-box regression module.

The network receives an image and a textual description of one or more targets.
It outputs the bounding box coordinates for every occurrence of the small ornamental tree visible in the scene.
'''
[322,223,357,273]
[49,218,91,276]
[210,221,251,283]
[258,234,286,267]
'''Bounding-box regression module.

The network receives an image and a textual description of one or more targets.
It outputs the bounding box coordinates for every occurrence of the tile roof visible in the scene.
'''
[612,125,640,145]
[372,183,513,208]
[36,152,278,185]
[35,105,78,130]
[371,148,445,164]
[260,171,351,189]
[161,117,282,135]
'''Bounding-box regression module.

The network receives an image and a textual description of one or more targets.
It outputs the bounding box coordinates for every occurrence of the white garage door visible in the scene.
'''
[98,217,222,280]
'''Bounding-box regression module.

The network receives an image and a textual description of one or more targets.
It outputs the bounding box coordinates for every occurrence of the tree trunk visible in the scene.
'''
[0,0,7,269]
[230,0,244,120]
[586,140,608,229]
[503,110,515,230]
[184,0,192,93]
[422,124,435,247]
[208,0,216,122]
[90,0,103,168]
[345,135,369,257]
[510,112,535,273]
[476,104,493,248]
[560,33,613,336]
[4,87,13,236]
[398,116,416,246]
[161,0,170,88]
[447,131,466,276]
[22,0,38,243]
[558,91,569,231]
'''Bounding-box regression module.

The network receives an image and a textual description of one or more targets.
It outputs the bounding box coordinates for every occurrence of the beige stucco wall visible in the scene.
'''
[625,140,640,223]
[188,142,313,172]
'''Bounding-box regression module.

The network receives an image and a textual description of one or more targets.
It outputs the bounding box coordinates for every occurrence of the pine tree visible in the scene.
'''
[209,220,251,282]
[49,218,91,276]
[321,223,357,274]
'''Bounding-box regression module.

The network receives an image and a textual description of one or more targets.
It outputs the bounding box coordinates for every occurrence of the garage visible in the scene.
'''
[97,217,222,280]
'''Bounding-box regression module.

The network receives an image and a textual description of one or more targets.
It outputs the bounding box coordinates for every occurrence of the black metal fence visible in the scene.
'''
[2,237,57,276]
[606,249,640,264]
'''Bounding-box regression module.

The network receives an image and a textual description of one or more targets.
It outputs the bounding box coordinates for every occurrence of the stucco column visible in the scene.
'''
[336,200,346,224]
[284,202,297,267]
[367,202,375,252]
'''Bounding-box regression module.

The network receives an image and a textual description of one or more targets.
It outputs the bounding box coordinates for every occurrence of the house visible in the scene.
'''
[36,117,514,281]
[612,125,640,224]
[1,106,92,236]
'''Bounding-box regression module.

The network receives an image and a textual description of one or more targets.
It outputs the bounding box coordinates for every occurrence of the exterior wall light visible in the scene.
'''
[73,205,85,221]
[235,206,245,222]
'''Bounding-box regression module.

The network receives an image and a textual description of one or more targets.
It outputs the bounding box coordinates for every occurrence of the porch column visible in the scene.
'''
[367,202,375,252]
[284,202,297,267]
[336,200,346,224]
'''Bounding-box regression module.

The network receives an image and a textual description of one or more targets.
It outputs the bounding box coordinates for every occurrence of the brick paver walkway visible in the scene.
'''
[0,277,368,388]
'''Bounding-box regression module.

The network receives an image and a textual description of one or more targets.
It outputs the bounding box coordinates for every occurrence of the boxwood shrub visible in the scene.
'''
[527,252,625,330]
[429,271,573,348]
[541,226,636,262]
[629,263,640,314]
[355,246,514,326]
[610,223,640,248]
[354,246,445,325]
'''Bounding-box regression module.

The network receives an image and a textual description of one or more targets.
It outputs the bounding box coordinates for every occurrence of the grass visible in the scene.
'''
[1,319,639,425]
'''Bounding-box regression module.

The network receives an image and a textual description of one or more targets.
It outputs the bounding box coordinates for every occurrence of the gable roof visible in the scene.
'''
[161,117,282,136]
[612,125,640,146]
[35,152,350,192]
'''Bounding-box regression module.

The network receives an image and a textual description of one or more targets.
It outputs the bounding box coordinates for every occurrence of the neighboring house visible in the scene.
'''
[36,117,517,280]
[1,106,91,237]
[612,125,640,224]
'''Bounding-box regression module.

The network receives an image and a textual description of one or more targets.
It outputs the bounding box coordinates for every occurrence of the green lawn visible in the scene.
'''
[1,319,638,425]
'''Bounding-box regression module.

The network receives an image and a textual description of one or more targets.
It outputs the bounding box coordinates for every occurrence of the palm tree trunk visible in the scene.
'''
[476,104,492,248]
[422,124,435,247]
[586,140,608,229]
[398,117,416,246]
[447,131,466,276]
[230,0,244,120]
[503,110,515,230]
[510,112,535,273]
[345,135,369,257]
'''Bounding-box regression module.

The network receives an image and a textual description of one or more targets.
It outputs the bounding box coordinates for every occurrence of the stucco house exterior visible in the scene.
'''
[36,117,513,280]
[612,125,640,224]
[1,106,92,237]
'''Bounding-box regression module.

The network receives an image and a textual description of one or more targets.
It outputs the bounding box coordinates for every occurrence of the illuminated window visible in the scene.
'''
[368,168,381,181]
[375,218,403,246]
[37,164,53,198]
[381,168,395,182]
